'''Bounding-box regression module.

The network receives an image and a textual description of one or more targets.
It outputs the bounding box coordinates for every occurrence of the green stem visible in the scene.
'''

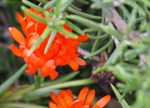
[0,64,26,94]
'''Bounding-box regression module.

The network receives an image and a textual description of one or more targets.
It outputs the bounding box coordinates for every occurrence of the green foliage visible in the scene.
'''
[0,0,149,108]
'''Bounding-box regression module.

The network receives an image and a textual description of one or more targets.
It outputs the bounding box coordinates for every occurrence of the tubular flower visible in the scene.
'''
[49,87,111,108]
[8,8,88,80]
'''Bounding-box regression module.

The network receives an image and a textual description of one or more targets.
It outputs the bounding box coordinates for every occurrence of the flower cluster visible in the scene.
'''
[49,87,111,108]
[9,8,88,80]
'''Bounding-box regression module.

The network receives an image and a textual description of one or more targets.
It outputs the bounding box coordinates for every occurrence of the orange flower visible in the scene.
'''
[8,8,88,80]
[49,87,111,108]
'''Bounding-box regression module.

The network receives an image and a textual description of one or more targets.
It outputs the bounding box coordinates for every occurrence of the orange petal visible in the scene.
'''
[23,48,30,57]
[27,54,39,68]
[25,64,37,75]
[26,21,34,31]
[61,90,74,106]
[77,34,89,42]
[53,43,60,56]
[50,92,58,104]
[49,70,59,80]
[25,69,36,75]
[92,95,111,108]
[78,87,88,103]
[68,59,79,71]
[21,18,28,35]
[40,60,56,77]
[74,57,86,66]
[16,12,23,24]
[84,89,95,106]
[48,102,57,108]
[40,68,49,76]
[57,92,68,108]
[45,45,55,59]
[73,100,84,108]
[10,43,23,57]
[27,33,39,48]
[36,57,45,67]
[64,24,72,32]
[8,27,26,44]
[66,89,74,102]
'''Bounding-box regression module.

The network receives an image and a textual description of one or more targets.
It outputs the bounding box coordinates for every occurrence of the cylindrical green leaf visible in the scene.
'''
[22,0,45,12]
[44,30,57,54]
[23,78,94,100]
[55,26,78,38]
[84,39,113,59]
[21,6,46,23]
[68,7,102,20]
[66,20,84,34]
[110,84,130,108]
[29,26,51,55]
[0,65,26,94]
[44,0,59,9]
